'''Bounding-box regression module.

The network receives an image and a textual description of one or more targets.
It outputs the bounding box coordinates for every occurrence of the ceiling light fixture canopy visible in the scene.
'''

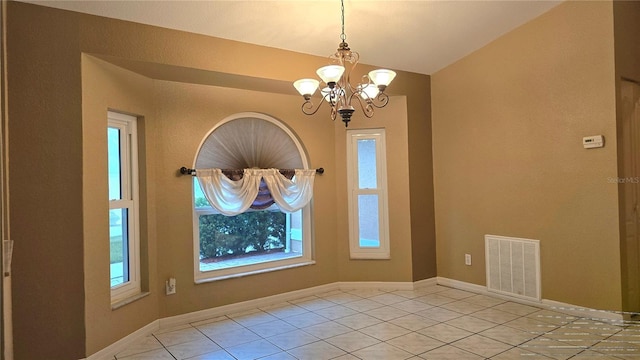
[293,0,396,127]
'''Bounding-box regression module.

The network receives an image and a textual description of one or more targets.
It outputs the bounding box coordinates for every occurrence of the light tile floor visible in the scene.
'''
[113,285,640,359]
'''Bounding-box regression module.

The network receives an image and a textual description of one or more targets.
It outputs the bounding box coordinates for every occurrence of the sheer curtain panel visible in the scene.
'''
[196,168,315,216]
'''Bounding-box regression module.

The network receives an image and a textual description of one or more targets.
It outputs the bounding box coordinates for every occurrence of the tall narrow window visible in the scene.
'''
[347,129,390,259]
[108,111,140,302]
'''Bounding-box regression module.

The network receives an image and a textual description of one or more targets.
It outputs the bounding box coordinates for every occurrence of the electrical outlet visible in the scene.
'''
[166,277,176,295]
[465,254,472,266]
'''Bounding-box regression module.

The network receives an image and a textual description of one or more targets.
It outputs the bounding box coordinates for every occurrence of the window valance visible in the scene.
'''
[196,168,316,216]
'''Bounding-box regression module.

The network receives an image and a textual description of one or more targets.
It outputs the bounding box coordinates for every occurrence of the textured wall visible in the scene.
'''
[432,1,620,311]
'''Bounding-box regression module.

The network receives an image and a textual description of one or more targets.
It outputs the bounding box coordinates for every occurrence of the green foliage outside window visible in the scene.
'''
[198,209,286,260]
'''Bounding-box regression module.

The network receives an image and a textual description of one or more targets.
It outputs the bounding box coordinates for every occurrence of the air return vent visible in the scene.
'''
[485,235,541,301]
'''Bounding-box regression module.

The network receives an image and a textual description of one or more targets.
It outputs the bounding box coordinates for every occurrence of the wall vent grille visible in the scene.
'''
[485,234,541,301]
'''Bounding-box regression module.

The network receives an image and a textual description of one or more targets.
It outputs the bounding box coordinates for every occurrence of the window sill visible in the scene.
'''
[111,291,150,310]
[195,260,316,284]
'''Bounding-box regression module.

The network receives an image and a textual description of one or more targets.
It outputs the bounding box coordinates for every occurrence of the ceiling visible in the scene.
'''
[22,0,563,75]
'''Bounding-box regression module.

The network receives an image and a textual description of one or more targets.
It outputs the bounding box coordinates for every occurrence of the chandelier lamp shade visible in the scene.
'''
[293,0,396,127]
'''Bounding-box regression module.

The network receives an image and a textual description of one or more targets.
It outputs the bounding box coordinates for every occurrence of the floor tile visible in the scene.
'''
[325,331,380,352]
[117,348,175,359]
[386,332,445,355]
[490,347,553,359]
[390,299,434,313]
[470,308,521,324]
[505,316,558,335]
[494,302,541,316]
[184,350,235,360]
[416,307,463,322]
[451,334,513,358]
[319,291,362,305]
[195,318,244,337]
[389,314,438,331]
[589,338,640,359]
[260,302,309,319]
[480,324,540,346]
[543,325,609,347]
[417,322,474,343]
[391,289,428,299]
[228,309,278,327]
[286,340,346,360]
[368,293,408,305]
[290,296,336,311]
[335,312,383,330]
[352,342,414,360]
[528,309,576,326]
[257,352,297,360]
[246,319,297,338]
[439,300,486,315]
[282,311,329,328]
[342,298,386,312]
[366,305,410,321]
[568,350,621,359]
[302,321,352,339]
[206,327,261,348]
[154,327,208,347]
[418,344,484,359]
[111,287,637,360]
[416,294,458,306]
[266,329,320,350]
[226,338,281,360]
[519,336,583,359]
[115,336,163,358]
[445,315,498,332]
[463,294,506,307]
[359,322,412,341]
[191,316,228,328]
[332,355,361,360]
[437,288,476,300]
[167,338,221,359]
[312,304,359,320]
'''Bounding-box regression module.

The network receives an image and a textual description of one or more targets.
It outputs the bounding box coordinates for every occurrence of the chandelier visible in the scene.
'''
[293,0,396,127]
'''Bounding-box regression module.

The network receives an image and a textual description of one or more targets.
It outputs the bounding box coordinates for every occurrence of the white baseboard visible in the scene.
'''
[336,281,415,291]
[86,320,160,360]
[413,277,438,288]
[436,277,487,294]
[436,277,625,324]
[159,282,339,330]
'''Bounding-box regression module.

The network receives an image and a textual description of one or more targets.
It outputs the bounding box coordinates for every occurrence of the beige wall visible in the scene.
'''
[334,98,413,282]
[7,2,433,358]
[613,1,640,312]
[432,1,620,311]
[7,4,86,359]
[614,1,640,83]
[82,55,160,354]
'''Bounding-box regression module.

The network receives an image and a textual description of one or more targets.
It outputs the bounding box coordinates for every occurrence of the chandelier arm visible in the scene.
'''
[300,97,325,116]
[350,92,375,118]
[368,92,390,109]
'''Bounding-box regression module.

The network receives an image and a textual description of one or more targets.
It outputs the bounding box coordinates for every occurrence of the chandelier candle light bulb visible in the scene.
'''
[293,0,396,127]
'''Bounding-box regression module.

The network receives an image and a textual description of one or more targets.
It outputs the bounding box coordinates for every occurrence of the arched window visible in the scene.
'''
[192,112,314,282]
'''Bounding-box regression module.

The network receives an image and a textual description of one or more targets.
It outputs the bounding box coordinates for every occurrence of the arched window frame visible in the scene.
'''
[192,112,315,283]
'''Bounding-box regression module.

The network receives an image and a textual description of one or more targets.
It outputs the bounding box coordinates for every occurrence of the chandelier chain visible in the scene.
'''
[340,0,346,42]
